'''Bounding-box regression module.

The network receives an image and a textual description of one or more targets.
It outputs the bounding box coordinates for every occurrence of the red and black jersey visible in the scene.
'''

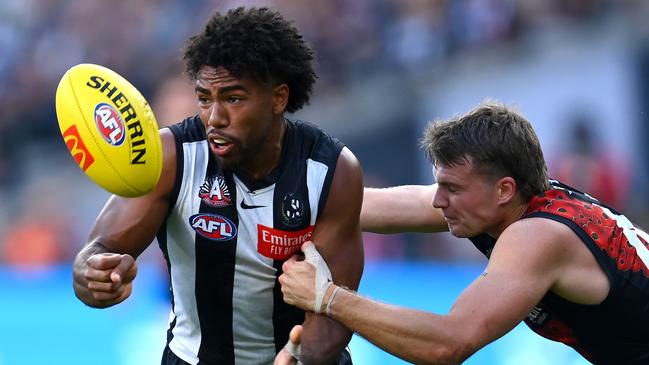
[470,180,649,365]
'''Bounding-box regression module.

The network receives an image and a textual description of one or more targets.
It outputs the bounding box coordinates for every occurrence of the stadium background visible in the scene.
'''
[1,0,647,363]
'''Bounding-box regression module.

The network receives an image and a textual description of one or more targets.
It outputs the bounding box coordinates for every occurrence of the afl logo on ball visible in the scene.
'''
[190,213,237,241]
[94,102,126,146]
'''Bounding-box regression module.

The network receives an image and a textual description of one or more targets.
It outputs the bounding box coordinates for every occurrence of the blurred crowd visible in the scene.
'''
[1,0,647,268]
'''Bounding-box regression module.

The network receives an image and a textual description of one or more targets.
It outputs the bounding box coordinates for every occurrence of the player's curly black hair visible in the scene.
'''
[183,7,317,113]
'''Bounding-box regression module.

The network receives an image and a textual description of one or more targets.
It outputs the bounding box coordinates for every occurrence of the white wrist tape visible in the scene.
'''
[303,243,332,313]
[284,337,301,362]
[325,285,341,316]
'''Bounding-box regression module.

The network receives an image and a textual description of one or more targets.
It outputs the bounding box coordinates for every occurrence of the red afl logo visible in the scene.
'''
[189,213,237,241]
[94,102,126,146]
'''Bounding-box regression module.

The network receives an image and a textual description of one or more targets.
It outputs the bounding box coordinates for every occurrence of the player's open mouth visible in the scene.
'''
[209,136,234,156]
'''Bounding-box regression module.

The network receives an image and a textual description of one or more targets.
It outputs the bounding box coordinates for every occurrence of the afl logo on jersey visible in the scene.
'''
[281,193,306,228]
[94,102,126,146]
[189,213,237,241]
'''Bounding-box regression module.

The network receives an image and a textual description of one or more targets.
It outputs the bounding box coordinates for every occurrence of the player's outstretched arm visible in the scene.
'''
[73,129,176,308]
[283,219,572,364]
[362,185,448,234]
[297,147,364,364]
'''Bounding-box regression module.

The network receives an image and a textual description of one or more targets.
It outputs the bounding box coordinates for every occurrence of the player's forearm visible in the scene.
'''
[361,185,447,234]
[327,287,467,365]
[299,314,352,365]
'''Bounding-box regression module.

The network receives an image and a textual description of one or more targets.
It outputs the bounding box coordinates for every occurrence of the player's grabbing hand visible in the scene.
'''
[279,242,338,314]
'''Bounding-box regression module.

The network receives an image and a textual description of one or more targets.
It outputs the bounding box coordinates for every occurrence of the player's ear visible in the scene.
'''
[272,83,289,115]
[496,177,517,205]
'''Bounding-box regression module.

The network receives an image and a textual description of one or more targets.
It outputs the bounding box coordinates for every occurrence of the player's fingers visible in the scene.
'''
[87,280,122,293]
[273,349,297,365]
[289,325,302,345]
[90,282,133,307]
[83,267,114,282]
[119,257,138,283]
[282,325,302,363]
[282,255,300,272]
[90,284,127,302]
[111,254,137,284]
[86,253,124,270]
[301,241,318,261]
[288,254,302,263]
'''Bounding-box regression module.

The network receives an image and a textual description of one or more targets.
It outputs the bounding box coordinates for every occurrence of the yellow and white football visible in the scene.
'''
[55,63,163,197]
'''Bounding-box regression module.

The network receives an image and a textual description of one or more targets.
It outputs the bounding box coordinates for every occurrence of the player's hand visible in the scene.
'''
[279,242,332,313]
[82,253,137,307]
[273,325,302,365]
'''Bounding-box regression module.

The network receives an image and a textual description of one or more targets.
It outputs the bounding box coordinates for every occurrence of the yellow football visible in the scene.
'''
[55,63,162,197]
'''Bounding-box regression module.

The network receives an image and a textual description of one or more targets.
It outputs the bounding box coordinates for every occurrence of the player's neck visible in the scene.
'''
[239,118,287,181]
[486,200,529,238]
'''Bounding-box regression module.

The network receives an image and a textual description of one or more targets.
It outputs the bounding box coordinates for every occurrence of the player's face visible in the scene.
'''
[195,66,286,172]
[432,158,503,238]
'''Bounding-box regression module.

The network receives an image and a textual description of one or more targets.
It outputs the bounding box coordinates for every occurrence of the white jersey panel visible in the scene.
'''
[306,158,329,225]
[167,140,209,365]
[232,177,277,364]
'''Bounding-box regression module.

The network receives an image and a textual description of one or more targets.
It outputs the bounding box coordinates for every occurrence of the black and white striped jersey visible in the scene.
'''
[156,116,343,365]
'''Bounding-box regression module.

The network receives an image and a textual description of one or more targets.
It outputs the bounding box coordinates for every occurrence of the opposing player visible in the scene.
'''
[278,101,649,364]
[72,7,363,365]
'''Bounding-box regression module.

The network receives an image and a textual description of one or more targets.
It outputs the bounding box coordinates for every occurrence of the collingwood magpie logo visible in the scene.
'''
[281,193,306,228]
[198,174,232,207]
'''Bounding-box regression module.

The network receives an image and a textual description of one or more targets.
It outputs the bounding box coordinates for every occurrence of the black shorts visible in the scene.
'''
[160,346,189,365]
[161,345,353,365]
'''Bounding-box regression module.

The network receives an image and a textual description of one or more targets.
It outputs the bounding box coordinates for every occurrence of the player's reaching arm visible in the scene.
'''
[293,147,365,364]
[362,185,448,233]
[280,218,579,364]
[72,129,176,308]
